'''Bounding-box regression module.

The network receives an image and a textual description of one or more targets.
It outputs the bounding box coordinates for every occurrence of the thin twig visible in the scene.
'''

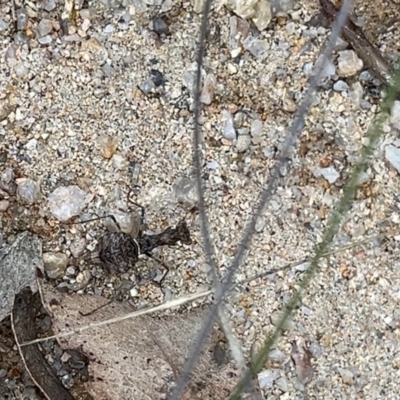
[169,0,356,397]
[238,227,400,285]
[20,289,213,346]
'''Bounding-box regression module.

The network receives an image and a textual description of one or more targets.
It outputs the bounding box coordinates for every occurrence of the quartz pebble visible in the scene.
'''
[0,19,8,31]
[37,19,53,38]
[316,56,336,84]
[257,369,281,389]
[98,136,118,159]
[385,145,400,174]
[173,177,198,208]
[338,367,355,385]
[255,216,265,232]
[0,200,10,211]
[314,166,340,184]
[337,50,363,77]
[243,35,270,60]
[349,82,363,105]
[48,186,87,222]
[225,0,272,31]
[390,101,400,130]
[43,0,56,11]
[275,376,289,392]
[333,80,349,92]
[269,348,286,363]
[43,252,69,279]
[200,73,216,105]
[16,178,40,204]
[270,0,294,14]
[222,110,236,140]
[0,168,17,195]
[235,134,251,152]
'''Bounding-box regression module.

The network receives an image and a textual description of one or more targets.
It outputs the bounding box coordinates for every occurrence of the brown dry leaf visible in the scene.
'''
[41,284,239,400]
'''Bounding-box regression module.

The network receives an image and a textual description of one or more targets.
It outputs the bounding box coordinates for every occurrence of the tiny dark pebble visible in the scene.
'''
[150,16,170,35]
[150,69,166,87]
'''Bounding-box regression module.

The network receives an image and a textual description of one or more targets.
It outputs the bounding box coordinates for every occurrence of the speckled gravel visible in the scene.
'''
[1,0,400,398]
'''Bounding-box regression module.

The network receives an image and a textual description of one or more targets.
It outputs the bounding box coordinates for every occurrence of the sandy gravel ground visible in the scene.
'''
[1,0,400,398]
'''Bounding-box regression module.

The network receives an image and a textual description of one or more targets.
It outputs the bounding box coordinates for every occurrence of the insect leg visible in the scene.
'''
[144,252,170,287]
[127,188,145,237]
[79,299,114,317]
[69,214,122,231]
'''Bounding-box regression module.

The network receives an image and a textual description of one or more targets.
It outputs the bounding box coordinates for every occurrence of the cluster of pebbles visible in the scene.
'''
[1,0,400,398]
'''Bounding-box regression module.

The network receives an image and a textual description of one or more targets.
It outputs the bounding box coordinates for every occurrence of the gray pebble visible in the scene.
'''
[112,154,128,169]
[333,80,349,92]
[37,19,53,38]
[255,216,265,232]
[150,16,170,35]
[349,82,363,105]
[235,134,251,153]
[314,166,340,184]
[43,0,56,11]
[303,62,313,76]
[66,266,76,275]
[318,57,336,82]
[251,119,263,138]
[222,110,236,141]
[334,36,348,51]
[308,339,323,358]
[70,237,86,259]
[295,262,310,272]
[17,9,29,31]
[14,63,29,78]
[270,0,294,14]
[38,35,52,45]
[271,313,295,330]
[139,78,156,94]
[161,0,174,12]
[233,112,245,127]
[242,35,270,60]
[257,369,281,389]
[385,145,400,173]
[359,70,372,81]
[275,376,289,392]
[269,348,286,363]
[0,200,10,211]
[0,168,17,195]
[0,19,9,32]
[360,99,372,110]
[104,24,114,34]
[338,367,354,385]
[206,160,219,170]
[286,21,296,35]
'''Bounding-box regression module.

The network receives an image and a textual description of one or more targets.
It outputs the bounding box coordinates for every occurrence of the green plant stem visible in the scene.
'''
[230,66,400,399]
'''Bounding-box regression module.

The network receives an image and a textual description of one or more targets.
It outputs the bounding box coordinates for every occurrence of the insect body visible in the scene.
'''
[96,218,192,283]
[97,231,141,274]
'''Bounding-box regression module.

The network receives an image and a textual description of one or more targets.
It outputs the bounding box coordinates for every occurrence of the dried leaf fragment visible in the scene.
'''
[11,287,76,400]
